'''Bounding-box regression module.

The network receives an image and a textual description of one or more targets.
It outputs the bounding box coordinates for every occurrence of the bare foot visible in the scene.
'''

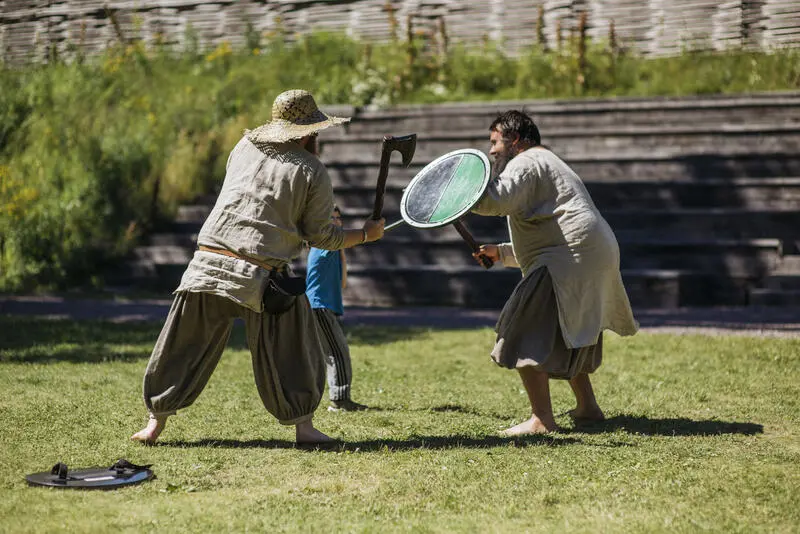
[295,421,335,444]
[568,406,606,423]
[130,415,166,444]
[500,416,558,437]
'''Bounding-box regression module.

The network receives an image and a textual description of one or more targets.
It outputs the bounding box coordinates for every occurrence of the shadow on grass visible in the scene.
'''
[429,404,489,416]
[0,317,159,364]
[161,433,581,451]
[424,404,507,420]
[0,317,430,364]
[231,322,429,349]
[327,404,507,419]
[345,325,438,346]
[569,415,763,436]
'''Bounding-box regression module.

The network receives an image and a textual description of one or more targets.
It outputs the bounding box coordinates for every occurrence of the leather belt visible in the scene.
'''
[198,245,279,271]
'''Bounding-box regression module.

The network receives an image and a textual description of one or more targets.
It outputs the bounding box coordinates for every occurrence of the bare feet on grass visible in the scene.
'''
[295,421,335,444]
[500,415,558,437]
[130,415,167,444]
[567,406,606,423]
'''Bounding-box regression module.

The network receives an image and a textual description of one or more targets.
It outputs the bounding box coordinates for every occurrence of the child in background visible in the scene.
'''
[306,206,369,411]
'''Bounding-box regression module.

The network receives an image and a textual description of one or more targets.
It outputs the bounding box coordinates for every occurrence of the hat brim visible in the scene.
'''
[246,111,350,144]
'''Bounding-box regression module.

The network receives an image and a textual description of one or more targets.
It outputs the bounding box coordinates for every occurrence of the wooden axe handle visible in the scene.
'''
[453,220,493,269]
[371,136,393,220]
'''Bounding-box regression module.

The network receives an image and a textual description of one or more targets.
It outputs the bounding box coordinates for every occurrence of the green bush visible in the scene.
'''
[0,31,798,291]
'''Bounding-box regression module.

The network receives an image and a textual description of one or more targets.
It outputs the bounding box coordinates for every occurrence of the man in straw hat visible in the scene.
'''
[472,110,638,436]
[131,89,384,445]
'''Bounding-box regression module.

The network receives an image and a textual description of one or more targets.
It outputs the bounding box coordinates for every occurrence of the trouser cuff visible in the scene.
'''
[278,413,314,426]
[148,410,176,419]
[328,385,351,401]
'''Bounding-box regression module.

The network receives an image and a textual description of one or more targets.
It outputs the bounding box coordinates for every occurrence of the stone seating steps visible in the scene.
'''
[326,156,800,185]
[341,236,781,276]
[163,202,799,245]
[118,231,790,309]
[332,178,800,211]
[116,257,750,309]
[117,93,800,308]
[335,207,800,242]
[132,233,782,278]
[182,177,800,222]
[748,255,800,305]
[319,125,800,164]
[749,289,800,306]
[332,265,753,309]
[325,93,800,135]
[127,218,780,307]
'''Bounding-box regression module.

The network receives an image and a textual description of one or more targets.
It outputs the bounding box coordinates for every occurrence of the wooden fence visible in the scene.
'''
[2,0,799,64]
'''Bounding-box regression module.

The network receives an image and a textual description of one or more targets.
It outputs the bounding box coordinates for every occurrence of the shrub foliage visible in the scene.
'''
[1,30,798,291]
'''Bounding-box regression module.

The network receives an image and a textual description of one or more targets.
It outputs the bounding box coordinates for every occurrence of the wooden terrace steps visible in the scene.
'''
[326,157,800,185]
[321,125,800,163]
[324,93,800,134]
[332,178,800,211]
[131,232,783,278]
[749,255,800,306]
[116,93,800,308]
[340,266,754,309]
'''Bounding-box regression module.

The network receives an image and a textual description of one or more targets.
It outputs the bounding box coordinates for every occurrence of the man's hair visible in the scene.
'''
[332,204,341,215]
[489,111,541,146]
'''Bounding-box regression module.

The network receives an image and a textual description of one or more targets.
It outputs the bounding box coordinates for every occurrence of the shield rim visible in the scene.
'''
[399,148,490,229]
[26,466,155,490]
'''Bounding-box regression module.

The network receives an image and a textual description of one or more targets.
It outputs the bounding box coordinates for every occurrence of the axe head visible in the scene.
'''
[383,133,417,167]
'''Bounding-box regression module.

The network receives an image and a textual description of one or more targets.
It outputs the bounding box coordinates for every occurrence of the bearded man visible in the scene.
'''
[131,89,384,445]
[472,110,638,436]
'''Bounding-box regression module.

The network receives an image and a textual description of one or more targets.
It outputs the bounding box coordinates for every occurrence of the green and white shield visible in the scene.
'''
[398,149,491,229]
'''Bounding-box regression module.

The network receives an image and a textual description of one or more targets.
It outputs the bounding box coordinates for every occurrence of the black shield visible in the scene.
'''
[26,460,155,490]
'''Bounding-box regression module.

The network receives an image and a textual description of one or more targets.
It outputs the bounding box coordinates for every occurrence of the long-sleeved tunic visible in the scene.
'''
[473,147,638,348]
[175,137,346,312]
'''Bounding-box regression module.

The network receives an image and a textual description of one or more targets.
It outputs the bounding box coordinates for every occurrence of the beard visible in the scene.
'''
[490,149,514,179]
[302,135,318,155]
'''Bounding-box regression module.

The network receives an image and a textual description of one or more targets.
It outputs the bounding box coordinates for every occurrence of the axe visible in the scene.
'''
[372,134,417,220]
[453,218,494,269]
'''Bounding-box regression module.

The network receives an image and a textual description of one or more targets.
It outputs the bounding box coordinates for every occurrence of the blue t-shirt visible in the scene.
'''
[305,247,343,315]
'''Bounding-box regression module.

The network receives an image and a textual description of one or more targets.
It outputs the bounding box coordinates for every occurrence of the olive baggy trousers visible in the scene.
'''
[142,291,325,425]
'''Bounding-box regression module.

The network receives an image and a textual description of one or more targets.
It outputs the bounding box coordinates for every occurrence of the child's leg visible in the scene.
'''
[314,309,353,401]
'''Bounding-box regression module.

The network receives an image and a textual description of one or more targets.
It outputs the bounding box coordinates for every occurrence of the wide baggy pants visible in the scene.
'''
[142,291,325,425]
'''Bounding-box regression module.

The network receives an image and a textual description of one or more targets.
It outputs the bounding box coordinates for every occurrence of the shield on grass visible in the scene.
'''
[26,459,154,490]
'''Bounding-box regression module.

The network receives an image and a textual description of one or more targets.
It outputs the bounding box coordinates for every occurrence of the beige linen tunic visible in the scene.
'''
[175,137,346,311]
[473,147,638,348]
[142,137,345,424]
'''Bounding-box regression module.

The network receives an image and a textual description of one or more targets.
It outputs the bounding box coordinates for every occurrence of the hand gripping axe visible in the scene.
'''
[371,134,417,220]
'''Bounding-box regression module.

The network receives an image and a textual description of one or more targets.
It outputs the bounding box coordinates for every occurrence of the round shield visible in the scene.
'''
[26,460,154,490]
[399,149,490,229]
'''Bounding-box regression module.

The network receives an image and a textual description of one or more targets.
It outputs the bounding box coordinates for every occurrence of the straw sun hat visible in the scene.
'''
[245,89,350,144]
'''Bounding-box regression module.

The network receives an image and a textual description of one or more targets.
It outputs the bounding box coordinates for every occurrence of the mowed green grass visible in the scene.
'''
[0,316,798,533]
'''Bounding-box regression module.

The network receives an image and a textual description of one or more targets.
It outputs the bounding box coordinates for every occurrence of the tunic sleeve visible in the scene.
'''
[498,243,520,268]
[472,162,534,217]
[300,165,346,250]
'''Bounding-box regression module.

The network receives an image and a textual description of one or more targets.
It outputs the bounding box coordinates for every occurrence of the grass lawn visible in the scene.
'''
[0,316,798,533]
